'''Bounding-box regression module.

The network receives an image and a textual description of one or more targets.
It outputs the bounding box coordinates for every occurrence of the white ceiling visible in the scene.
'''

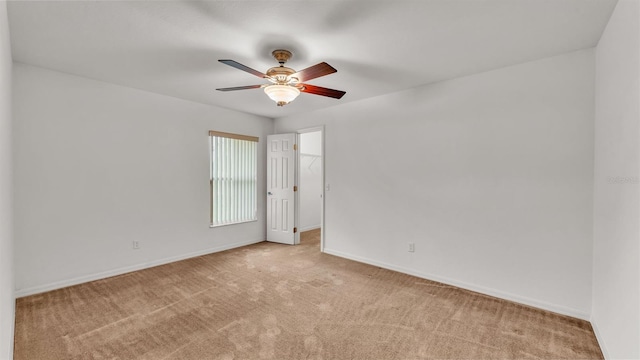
[8,0,617,119]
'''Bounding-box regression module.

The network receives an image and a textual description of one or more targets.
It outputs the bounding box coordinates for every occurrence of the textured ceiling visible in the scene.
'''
[8,0,617,119]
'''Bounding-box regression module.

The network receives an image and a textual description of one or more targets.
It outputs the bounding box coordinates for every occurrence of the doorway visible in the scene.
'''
[297,127,324,251]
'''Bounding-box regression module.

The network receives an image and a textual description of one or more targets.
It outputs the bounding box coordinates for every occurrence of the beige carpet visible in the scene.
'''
[14,229,603,359]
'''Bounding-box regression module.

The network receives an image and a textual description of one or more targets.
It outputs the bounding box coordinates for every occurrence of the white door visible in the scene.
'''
[267,133,297,245]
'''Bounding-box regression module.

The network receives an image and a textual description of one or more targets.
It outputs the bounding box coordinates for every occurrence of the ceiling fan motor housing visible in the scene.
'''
[266,66,297,84]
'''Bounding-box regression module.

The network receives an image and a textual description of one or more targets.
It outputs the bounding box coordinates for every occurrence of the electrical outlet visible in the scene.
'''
[408,243,415,252]
[132,240,140,250]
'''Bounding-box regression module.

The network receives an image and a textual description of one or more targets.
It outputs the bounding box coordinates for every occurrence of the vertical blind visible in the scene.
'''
[209,131,259,226]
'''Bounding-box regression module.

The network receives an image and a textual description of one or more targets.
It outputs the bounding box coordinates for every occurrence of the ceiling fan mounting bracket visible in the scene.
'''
[272,49,293,65]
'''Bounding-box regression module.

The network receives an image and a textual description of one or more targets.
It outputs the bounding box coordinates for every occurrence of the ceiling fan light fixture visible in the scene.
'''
[264,84,300,106]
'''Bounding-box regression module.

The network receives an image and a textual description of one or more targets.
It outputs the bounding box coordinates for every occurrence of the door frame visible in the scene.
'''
[295,126,325,252]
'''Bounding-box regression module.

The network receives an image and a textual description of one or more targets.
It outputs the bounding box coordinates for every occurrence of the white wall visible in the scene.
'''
[276,49,595,318]
[299,131,322,231]
[592,0,640,358]
[0,2,14,359]
[13,63,273,296]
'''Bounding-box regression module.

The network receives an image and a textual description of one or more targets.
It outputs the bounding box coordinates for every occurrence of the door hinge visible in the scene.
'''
[294,227,298,233]
[293,144,297,151]
[293,185,298,192]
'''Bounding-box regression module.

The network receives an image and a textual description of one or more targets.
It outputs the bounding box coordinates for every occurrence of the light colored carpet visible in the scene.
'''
[14,229,603,359]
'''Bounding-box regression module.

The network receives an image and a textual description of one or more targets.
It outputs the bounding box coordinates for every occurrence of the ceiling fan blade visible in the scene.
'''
[218,60,266,78]
[216,85,264,91]
[300,84,346,99]
[291,62,337,82]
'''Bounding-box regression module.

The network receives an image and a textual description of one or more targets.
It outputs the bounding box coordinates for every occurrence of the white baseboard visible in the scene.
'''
[323,247,590,321]
[17,240,592,321]
[299,225,321,232]
[590,316,610,359]
[15,239,264,298]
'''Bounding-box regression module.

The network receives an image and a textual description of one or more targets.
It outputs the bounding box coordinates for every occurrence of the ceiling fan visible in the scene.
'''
[216,49,346,107]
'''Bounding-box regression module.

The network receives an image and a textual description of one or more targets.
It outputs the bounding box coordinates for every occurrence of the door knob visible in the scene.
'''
[268,192,273,195]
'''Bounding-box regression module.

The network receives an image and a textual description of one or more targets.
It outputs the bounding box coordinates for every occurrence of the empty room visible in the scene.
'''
[0,0,638,359]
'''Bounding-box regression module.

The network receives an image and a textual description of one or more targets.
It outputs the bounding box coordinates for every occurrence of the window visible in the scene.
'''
[209,131,258,226]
